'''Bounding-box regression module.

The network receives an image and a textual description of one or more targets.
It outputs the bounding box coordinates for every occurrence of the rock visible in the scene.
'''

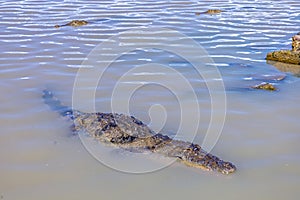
[251,82,277,91]
[266,33,300,65]
[266,50,300,65]
[292,33,300,52]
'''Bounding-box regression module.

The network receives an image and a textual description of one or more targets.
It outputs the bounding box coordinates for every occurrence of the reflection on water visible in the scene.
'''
[0,0,300,199]
[267,60,300,77]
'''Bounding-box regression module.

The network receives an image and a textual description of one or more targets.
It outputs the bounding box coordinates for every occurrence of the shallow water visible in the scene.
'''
[1,0,300,199]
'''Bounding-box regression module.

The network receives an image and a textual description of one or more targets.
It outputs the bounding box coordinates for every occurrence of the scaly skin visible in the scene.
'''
[54,20,88,28]
[43,90,236,174]
[195,9,222,15]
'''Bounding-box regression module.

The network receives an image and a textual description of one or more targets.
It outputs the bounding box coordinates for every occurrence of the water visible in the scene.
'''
[1,0,300,199]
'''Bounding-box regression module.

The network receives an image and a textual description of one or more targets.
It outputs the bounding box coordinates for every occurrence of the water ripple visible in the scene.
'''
[0,1,300,120]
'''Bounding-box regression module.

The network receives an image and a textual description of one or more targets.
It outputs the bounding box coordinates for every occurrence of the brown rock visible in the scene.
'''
[251,82,277,91]
[266,50,300,65]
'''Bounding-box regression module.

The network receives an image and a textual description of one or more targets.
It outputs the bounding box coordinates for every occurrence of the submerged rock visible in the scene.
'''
[251,82,277,91]
[244,73,286,82]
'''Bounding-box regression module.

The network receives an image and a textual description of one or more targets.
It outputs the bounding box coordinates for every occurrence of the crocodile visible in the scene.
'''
[42,90,236,174]
[195,9,222,16]
[54,20,88,28]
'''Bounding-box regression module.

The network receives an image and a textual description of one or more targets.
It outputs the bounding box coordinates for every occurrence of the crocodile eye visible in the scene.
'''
[193,146,200,151]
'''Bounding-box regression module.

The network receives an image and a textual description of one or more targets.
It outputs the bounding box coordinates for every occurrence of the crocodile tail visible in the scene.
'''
[42,90,74,119]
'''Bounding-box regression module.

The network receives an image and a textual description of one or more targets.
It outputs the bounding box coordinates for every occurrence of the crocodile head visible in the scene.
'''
[202,154,236,174]
[213,160,237,174]
[182,157,236,174]
[67,20,88,27]
[181,148,236,174]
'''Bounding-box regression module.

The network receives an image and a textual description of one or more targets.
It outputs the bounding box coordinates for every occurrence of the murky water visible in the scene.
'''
[1,0,300,199]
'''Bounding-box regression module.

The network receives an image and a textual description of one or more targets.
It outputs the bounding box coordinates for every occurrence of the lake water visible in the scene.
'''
[1,0,300,199]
